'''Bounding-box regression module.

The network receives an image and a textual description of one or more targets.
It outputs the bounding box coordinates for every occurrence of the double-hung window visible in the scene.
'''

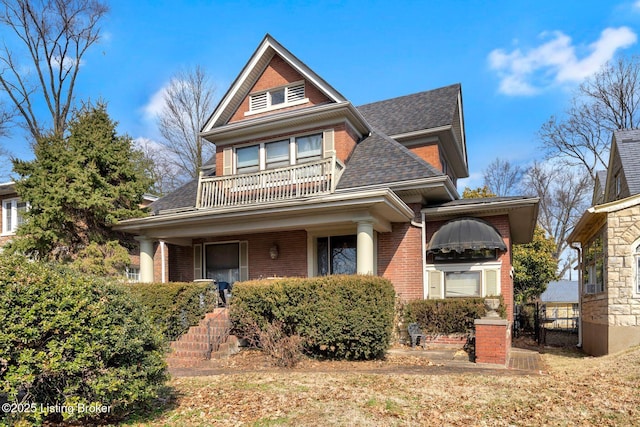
[2,198,28,235]
[583,229,605,294]
[235,132,324,174]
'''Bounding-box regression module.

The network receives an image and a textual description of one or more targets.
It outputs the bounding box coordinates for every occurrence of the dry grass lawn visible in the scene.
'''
[123,345,640,426]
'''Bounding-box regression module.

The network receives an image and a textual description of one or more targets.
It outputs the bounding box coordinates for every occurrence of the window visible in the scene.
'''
[317,235,357,275]
[234,132,324,174]
[236,145,260,174]
[2,198,28,235]
[248,82,306,113]
[125,266,140,282]
[265,139,290,169]
[296,133,322,163]
[583,229,605,294]
[426,264,500,299]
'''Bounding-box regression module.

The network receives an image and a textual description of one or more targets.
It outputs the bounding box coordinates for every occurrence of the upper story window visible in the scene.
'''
[247,81,307,115]
[2,198,28,235]
[235,132,324,174]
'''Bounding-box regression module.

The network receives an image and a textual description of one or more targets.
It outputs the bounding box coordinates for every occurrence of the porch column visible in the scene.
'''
[135,236,154,283]
[356,220,375,275]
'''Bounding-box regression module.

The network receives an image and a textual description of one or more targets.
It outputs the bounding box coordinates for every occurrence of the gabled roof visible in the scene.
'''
[336,130,444,190]
[202,34,349,132]
[356,84,461,136]
[540,280,579,303]
[611,129,640,196]
[593,170,607,205]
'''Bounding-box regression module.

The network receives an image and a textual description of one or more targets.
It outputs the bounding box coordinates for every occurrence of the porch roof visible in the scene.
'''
[115,188,414,245]
[422,196,539,244]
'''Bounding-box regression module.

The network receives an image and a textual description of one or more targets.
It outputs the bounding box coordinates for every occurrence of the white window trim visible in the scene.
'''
[2,197,29,236]
[245,81,308,116]
[425,262,501,299]
[125,265,141,283]
[632,238,640,297]
[233,132,323,174]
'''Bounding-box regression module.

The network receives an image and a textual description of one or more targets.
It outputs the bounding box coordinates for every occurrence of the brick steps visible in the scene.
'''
[166,308,240,368]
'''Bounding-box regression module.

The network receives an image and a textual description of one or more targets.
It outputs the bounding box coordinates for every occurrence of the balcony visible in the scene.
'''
[196,156,344,209]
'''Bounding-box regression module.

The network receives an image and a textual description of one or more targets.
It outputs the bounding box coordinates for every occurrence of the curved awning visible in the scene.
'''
[427,217,507,254]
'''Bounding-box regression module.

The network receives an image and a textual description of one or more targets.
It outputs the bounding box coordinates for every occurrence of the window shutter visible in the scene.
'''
[428,270,442,299]
[250,92,267,111]
[322,129,335,158]
[485,269,499,296]
[193,244,202,280]
[287,82,305,102]
[239,241,249,281]
[223,147,233,175]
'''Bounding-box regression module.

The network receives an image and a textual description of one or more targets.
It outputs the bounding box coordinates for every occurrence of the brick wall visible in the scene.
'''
[194,230,308,280]
[474,320,511,365]
[378,204,424,301]
[408,143,442,172]
[228,55,331,124]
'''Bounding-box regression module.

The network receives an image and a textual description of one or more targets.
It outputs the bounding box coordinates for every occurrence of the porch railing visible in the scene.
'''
[196,156,344,209]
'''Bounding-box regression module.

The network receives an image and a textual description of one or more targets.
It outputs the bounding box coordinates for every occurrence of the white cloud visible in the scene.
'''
[488,27,637,95]
[634,0,640,10]
[457,172,484,193]
[142,84,168,121]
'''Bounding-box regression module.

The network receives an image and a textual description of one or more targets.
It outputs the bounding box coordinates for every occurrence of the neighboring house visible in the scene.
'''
[115,34,538,322]
[0,179,157,282]
[0,181,28,246]
[569,129,640,355]
[540,280,579,330]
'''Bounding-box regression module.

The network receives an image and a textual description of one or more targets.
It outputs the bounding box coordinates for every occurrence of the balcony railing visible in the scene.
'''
[196,156,344,209]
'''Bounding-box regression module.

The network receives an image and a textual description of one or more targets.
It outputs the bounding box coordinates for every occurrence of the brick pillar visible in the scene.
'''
[474,318,511,365]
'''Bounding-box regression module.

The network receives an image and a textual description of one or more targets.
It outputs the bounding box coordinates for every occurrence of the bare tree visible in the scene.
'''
[482,157,524,196]
[135,138,185,196]
[522,161,592,277]
[540,56,640,181]
[0,0,108,141]
[157,65,217,180]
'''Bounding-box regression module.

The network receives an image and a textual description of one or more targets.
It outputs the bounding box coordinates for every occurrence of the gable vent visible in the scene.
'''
[287,82,305,102]
[250,92,268,111]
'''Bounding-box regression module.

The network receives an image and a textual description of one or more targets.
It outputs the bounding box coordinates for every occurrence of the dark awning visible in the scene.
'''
[427,217,507,254]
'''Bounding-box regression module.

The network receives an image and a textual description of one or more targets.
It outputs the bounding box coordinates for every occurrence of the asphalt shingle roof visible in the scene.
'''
[614,129,640,196]
[426,196,535,208]
[336,130,443,189]
[148,179,198,214]
[356,84,461,136]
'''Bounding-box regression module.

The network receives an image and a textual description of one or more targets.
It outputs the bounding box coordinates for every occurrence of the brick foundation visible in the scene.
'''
[474,318,511,365]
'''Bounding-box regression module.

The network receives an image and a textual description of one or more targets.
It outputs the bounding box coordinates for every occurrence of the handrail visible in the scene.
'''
[197,156,343,209]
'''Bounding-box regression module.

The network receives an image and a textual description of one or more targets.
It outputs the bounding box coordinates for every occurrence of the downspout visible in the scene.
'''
[411,212,427,299]
[160,240,166,283]
[570,242,582,348]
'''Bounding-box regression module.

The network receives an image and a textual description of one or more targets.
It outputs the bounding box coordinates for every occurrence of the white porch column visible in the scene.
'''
[135,236,154,283]
[356,220,375,275]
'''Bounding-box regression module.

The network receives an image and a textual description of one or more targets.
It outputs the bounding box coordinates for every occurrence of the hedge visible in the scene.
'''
[126,281,218,342]
[0,254,167,426]
[230,275,395,360]
[404,297,506,334]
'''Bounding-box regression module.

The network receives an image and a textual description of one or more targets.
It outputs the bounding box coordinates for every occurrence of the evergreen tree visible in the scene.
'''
[9,103,152,270]
[513,226,558,303]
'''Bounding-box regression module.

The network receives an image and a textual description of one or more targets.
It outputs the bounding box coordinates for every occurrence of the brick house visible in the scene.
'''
[569,129,640,355]
[115,34,538,323]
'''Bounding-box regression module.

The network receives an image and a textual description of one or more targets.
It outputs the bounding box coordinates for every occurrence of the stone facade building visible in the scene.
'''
[569,129,640,355]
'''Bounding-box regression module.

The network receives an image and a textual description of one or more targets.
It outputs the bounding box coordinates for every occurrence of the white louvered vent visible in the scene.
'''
[250,92,268,111]
[287,83,305,102]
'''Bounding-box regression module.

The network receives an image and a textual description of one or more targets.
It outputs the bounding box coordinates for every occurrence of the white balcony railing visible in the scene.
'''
[196,156,344,209]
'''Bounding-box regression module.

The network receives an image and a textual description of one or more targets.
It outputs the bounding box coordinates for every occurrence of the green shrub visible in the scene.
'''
[230,275,395,360]
[126,281,218,342]
[404,297,505,334]
[0,254,167,426]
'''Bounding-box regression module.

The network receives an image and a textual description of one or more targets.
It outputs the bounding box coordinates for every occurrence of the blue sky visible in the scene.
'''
[3,0,640,189]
